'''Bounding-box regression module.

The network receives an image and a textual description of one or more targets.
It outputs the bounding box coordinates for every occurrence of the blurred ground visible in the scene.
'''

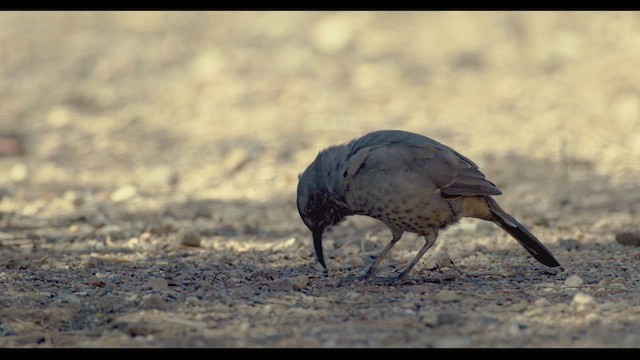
[1,11,640,348]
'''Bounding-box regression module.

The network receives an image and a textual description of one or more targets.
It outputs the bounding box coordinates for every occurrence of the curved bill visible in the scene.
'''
[312,229,327,269]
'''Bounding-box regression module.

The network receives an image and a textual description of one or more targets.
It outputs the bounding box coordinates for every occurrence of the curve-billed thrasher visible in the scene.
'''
[297,130,560,284]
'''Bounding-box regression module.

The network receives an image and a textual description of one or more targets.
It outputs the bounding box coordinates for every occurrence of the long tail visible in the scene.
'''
[486,197,561,267]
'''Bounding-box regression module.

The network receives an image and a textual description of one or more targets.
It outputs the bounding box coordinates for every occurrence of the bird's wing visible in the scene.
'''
[345,130,502,198]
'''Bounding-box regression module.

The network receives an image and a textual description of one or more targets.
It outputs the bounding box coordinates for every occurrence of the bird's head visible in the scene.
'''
[297,154,348,269]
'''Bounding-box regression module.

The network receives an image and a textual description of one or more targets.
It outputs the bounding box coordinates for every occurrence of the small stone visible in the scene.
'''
[142,277,169,291]
[347,256,365,268]
[420,312,438,327]
[509,301,529,312]
[611,277,627,285]
[185,297,199,307]
[90,212,109,227]
[111,185,137,202]
[533,298,550,308]
[564,275,584,286]
[174,227,202,247]
[584,313,601,326]
[59,293,81,304]
[420,309,459,326]
[345,291,360,301]
[434,252,454,269]
[435,290,460,303]
[63,190,84,207]
[615,231,640,247]
[507,322,528,336]
[340,243,361,256]
[290,275,309,290]
[269,278,293,291]
[534,298,550,307]
[571,292,597,317]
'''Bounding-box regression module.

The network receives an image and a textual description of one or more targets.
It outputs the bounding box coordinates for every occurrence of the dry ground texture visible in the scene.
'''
[1,11,640,348]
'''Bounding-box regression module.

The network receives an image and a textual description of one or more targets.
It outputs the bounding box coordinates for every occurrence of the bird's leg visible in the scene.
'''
[391,229,438,285]
[359,228,403,280]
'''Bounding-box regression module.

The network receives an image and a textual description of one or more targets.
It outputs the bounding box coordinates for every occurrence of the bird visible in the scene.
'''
[296,130,560,285]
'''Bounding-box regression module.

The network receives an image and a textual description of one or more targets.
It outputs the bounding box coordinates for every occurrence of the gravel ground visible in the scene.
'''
[1,11,640,348]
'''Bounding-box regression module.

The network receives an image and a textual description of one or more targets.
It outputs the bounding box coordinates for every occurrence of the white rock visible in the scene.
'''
[571,292,597,317]
[584,312,601,326]
[534,298,550,307]
[435,290,460,303]
[564,275,584,286]
[111,185,137,202]
[347,256,365,268]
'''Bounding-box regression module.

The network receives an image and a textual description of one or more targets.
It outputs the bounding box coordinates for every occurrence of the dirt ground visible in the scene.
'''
[1,11,640,348]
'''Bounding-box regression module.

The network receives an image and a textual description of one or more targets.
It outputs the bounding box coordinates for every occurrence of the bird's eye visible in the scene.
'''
[306,208,317,218]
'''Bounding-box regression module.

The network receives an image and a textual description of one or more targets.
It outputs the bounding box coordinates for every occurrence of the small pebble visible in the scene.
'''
[611,277,626,285]
[290,275,309,290]
[565,275,584,286]
[347,256,365,268]
[269,278,293,292]
[434,252,454,269]
[534,298,550,307]
[174,227,202,247]
[435,290,460,303]
[111,185,137,202]
[510,301,529,312]
[615,231,640,246]
[571,292,597,317]
[142,277,169,291]
[185,297,199,306]
[584,313,601,326]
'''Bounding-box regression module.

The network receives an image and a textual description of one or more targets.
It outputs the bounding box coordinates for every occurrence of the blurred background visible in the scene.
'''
[1,11,639,235]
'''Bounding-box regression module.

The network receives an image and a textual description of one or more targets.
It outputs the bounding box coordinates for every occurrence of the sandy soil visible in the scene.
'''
[1,11,640,348]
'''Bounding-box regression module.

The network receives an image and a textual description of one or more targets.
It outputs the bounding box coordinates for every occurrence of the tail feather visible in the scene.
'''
[486,197,561,267]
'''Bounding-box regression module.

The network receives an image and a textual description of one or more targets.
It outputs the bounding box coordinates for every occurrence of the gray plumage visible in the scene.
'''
[297,130,560,284]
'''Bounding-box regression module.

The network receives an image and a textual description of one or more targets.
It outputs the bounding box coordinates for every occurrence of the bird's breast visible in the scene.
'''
[344,171,463,235]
